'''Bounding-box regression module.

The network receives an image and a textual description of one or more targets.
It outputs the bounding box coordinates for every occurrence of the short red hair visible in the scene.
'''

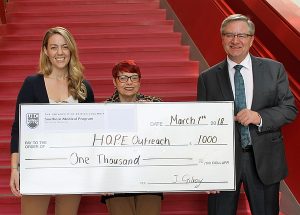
[112,60,141,79]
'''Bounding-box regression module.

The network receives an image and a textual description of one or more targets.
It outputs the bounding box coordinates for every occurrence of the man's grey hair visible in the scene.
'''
[220,14,255,35]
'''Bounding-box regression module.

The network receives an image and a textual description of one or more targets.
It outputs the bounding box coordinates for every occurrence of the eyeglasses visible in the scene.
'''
[117,75,140,83]
[222,33,253,40]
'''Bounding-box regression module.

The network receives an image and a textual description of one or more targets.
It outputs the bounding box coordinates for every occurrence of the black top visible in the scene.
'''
[10,74,95,153]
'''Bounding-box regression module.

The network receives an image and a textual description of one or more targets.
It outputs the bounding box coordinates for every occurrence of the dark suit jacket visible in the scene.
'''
[10,74,95,153]
[197,55,297,185]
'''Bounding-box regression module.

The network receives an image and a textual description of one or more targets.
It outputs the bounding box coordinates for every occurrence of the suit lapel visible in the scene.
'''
[251,56,263,110]
[217,60,234,101]
[217,60,240,139]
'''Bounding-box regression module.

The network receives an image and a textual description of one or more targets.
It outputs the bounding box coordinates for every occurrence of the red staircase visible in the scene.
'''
[0,0,276,214]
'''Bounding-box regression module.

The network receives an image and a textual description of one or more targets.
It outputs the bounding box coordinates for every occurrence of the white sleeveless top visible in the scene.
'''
[49,96,78,104]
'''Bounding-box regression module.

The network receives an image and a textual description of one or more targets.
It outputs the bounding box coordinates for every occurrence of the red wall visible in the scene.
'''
[167,0,225,66]
[167,0,300,201]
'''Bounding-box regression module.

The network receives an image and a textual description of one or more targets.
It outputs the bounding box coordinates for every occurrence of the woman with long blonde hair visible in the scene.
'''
[9,26,94,215]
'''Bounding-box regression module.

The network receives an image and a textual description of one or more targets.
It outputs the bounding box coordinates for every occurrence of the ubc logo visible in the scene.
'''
[26,113,39,129]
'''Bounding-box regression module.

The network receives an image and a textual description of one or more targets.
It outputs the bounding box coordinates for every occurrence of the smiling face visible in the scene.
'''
[44,34,71,72]
[113,71,141,102]
[222,20,254,64]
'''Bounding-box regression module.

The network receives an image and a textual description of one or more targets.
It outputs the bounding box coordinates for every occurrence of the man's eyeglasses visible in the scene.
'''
[222,33,253,40]
[117,75,140,83]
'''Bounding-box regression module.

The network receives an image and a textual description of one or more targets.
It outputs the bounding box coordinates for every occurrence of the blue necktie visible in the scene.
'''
[234,65,250,148]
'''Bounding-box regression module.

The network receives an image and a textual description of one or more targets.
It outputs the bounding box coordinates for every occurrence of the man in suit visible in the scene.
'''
[197,14,297,215]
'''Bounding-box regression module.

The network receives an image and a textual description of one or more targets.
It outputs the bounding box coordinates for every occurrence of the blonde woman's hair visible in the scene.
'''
[39,26,87,101]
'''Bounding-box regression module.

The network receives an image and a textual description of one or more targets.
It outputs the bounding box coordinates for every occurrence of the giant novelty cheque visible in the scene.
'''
[20,102,235,194]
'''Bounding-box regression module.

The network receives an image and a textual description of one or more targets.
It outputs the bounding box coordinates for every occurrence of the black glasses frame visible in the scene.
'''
[222,33,253,40]
[117,75,140,83]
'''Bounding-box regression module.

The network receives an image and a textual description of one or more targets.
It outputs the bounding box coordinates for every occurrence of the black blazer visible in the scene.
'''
[10,74,95,153]
[197,55,297,185]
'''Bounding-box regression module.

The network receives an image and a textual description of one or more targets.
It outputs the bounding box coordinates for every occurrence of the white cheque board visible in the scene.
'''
[20,102,235,194]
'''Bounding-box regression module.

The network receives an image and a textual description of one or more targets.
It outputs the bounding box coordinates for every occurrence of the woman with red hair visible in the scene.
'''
[102,60,162,215]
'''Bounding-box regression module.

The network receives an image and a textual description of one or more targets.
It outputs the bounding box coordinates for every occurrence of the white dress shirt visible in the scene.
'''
[227,54,253,109]
[227,54,262,128]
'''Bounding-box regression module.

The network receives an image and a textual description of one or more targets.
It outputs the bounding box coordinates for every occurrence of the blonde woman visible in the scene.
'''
[9,27,94,215]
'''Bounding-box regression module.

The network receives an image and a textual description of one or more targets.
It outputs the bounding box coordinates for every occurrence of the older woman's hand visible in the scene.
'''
[101,193,114,196]
[205,190,220,194]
